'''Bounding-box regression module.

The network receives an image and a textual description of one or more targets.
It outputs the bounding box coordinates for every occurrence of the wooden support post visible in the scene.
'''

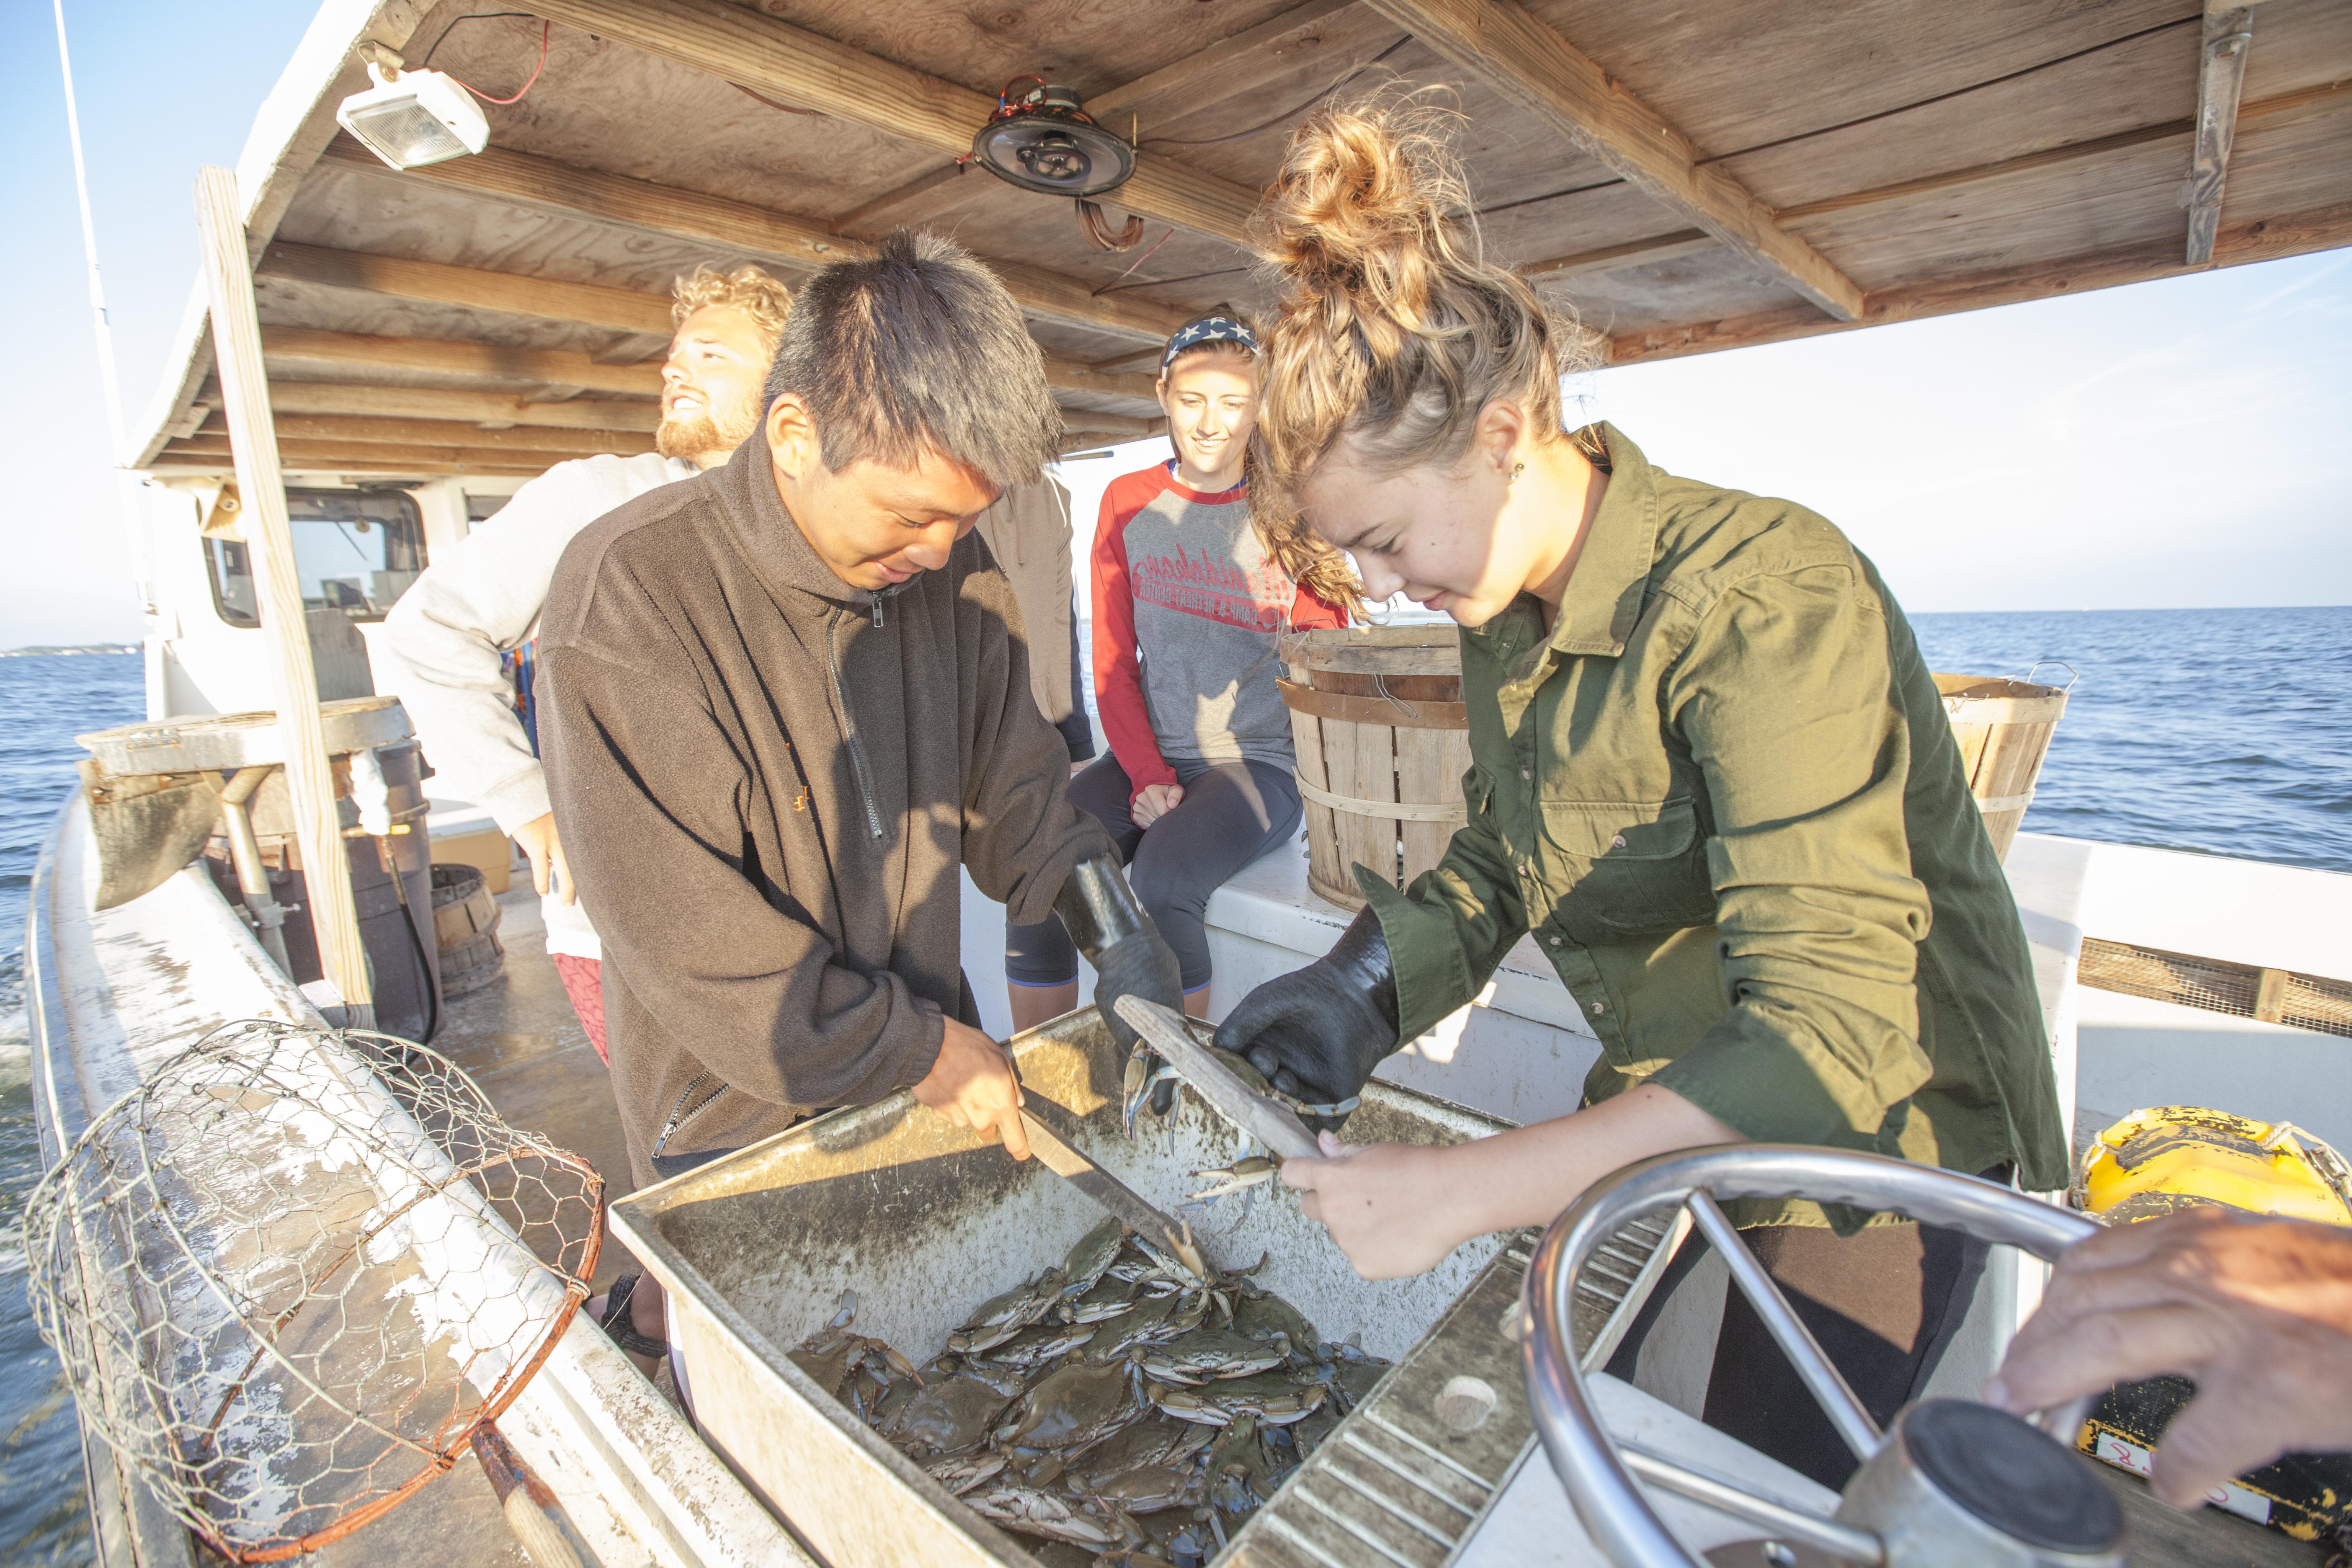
[2252,967,2289,1025]
[2187,7,2256,265]
[193,165,374,1029]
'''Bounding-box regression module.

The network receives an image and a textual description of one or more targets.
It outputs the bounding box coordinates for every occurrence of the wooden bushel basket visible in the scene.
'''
[1933,667,2073,861]
[1282,632,2072,909]
[1280,626,1470,910]
[431,861,507,998]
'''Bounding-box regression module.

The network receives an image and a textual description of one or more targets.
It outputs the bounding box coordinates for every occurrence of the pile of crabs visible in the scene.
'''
[789,1215,1392,1566]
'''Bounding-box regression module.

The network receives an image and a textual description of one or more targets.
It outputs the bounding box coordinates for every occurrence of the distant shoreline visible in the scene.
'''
[0,644,139,658]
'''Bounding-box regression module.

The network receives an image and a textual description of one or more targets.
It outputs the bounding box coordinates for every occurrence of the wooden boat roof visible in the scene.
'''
[134,0,2352,482]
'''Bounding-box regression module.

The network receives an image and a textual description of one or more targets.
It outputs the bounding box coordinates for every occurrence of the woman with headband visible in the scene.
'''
[1213,102,2067,1490]
[1003,315,1359,1044]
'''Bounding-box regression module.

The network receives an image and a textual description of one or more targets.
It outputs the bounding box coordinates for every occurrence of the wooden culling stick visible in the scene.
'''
[1113,997,1320,1162]
[472,1419,586,1568]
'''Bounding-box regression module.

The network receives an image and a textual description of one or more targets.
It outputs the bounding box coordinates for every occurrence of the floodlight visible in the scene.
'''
[335,63,489,170]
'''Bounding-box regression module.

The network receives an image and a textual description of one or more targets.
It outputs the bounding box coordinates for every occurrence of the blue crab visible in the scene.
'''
[945,1267,1067,1354]
[1148,1368,1329,1427]
[1137,1328,1288,1385]
[965,1485,1140,1550]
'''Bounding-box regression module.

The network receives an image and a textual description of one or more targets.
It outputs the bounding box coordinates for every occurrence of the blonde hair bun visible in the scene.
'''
[1251,95,1588,500]
[1256,100,1471,358]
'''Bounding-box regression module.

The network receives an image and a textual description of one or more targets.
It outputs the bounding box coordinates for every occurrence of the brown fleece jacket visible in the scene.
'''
[536,428,1109,1184]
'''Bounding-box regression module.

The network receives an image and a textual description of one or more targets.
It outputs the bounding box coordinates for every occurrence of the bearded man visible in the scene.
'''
[381,263,792,1061]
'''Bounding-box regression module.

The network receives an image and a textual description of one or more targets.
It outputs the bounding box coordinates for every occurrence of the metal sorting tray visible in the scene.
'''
[610,1010,1675,1567]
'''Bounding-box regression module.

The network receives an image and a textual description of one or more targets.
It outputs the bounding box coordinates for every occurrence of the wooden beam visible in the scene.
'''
[828,163,973,236]
[152,455,548,479]
[2187,7,2256,265]
[320,140,843,270]
[1060,410,1167,438]
[1774,124,2192,225]
[239,412,657,455]
[169,435,589,471]
[527,0,1261,248]
[1771,79,2352,225]
[258,238,674,335]
[1040,358,1159,402]
[270,286,1152,413]
[1524,230,1711,282]
[1090,346,1168,374]
[193,165,374,1025]
[1521,79,2352,284]
[1089,0,1358,114]
[1607,197,2352,366]
[319,142,1194,346]
[1367,0,1865,320]
[260,324,663,394]
[267,382,661,431]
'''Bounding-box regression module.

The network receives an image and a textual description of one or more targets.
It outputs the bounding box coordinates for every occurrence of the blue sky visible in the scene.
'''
[4,1,2347,648]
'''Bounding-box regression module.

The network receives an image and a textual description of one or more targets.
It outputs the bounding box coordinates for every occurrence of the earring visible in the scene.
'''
[1510,461,1525,482]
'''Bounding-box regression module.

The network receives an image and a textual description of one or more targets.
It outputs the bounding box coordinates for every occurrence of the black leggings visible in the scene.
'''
[1006,753,1301,993]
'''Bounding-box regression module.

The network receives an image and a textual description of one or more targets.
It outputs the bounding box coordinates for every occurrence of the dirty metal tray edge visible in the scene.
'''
[609,1111,1046,1568]
[1226,1204,1689,1568]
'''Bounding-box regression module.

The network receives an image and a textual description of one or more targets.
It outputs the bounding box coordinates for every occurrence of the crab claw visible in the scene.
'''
[1122,1052,1179,1139]
[1186,1155,1281,1205]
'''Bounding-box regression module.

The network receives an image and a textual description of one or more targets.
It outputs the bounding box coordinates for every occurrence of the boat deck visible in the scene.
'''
[30,796,797,1568]
[434,872,636,1305]
[34,781,2344,1565]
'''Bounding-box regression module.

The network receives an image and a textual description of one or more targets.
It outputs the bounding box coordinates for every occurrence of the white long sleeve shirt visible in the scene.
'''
[378,453,698,959]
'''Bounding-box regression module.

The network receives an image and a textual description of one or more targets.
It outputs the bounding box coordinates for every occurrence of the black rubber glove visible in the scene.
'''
[1055,854,1184,1111]
[1212,904,1399,1131]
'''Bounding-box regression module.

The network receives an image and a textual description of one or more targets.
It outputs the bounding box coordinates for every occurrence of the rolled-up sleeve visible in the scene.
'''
[1648,564,1935,1146]
[1361,765,1529,1044]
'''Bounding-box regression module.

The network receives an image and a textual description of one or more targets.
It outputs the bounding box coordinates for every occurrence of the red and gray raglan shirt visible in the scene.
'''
[1091,463,1347,803]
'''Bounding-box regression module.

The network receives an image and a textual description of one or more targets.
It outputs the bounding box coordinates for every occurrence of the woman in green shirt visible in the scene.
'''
[1214,102,2068,1487]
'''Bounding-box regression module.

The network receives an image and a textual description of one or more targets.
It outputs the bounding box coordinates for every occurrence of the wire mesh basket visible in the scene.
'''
[23,1019,603,1562]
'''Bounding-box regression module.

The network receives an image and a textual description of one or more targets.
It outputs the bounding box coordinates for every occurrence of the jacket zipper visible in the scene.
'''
[827,604,887,841]
[652,1071,727,1159]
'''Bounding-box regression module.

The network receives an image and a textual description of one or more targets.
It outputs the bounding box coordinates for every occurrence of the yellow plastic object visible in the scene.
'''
[2076,1106,2352,1227]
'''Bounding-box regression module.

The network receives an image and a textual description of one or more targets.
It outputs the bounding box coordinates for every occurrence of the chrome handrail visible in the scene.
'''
[1522,1145,2102,1568]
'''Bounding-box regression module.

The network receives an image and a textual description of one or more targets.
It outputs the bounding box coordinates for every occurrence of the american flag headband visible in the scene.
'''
[1161,317,1259,375]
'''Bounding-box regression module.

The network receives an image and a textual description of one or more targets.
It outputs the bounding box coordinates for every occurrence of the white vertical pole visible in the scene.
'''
[52,0,128,461]
[192,165,375,1028]
[52,0,160,713]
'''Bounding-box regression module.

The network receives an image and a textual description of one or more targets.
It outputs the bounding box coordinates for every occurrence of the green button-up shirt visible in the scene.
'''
[1361,425,2067,1219]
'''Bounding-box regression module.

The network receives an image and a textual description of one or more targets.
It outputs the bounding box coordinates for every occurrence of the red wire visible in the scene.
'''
[447,19,549,105]
[1091,227,1176,297]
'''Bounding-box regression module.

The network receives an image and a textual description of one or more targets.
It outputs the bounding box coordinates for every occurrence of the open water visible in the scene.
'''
[1908,606,2352,875]
[1,652,142,1566]
[0,608,2345,1560]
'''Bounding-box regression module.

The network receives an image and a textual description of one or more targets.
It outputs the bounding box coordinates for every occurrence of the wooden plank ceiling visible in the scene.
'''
[153,0,2352,480]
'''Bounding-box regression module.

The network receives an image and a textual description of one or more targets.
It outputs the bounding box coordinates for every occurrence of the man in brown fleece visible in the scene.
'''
[537,232,1183,1364]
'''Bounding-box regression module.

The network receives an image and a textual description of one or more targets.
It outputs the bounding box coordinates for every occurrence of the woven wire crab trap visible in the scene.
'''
[23,1019,602,1562]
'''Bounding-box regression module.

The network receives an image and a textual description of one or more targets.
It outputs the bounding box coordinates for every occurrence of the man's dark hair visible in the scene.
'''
[763,230,1061,489]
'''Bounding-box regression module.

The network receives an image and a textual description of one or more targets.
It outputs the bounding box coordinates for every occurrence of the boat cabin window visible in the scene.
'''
[203,489,428,627]
[466,493,511,526]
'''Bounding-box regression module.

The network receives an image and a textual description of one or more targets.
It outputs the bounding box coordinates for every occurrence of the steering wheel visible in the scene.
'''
[1522,1146,2127,1568]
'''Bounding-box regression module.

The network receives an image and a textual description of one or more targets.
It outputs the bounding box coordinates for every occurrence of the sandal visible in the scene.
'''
[596,1274,668,1359]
